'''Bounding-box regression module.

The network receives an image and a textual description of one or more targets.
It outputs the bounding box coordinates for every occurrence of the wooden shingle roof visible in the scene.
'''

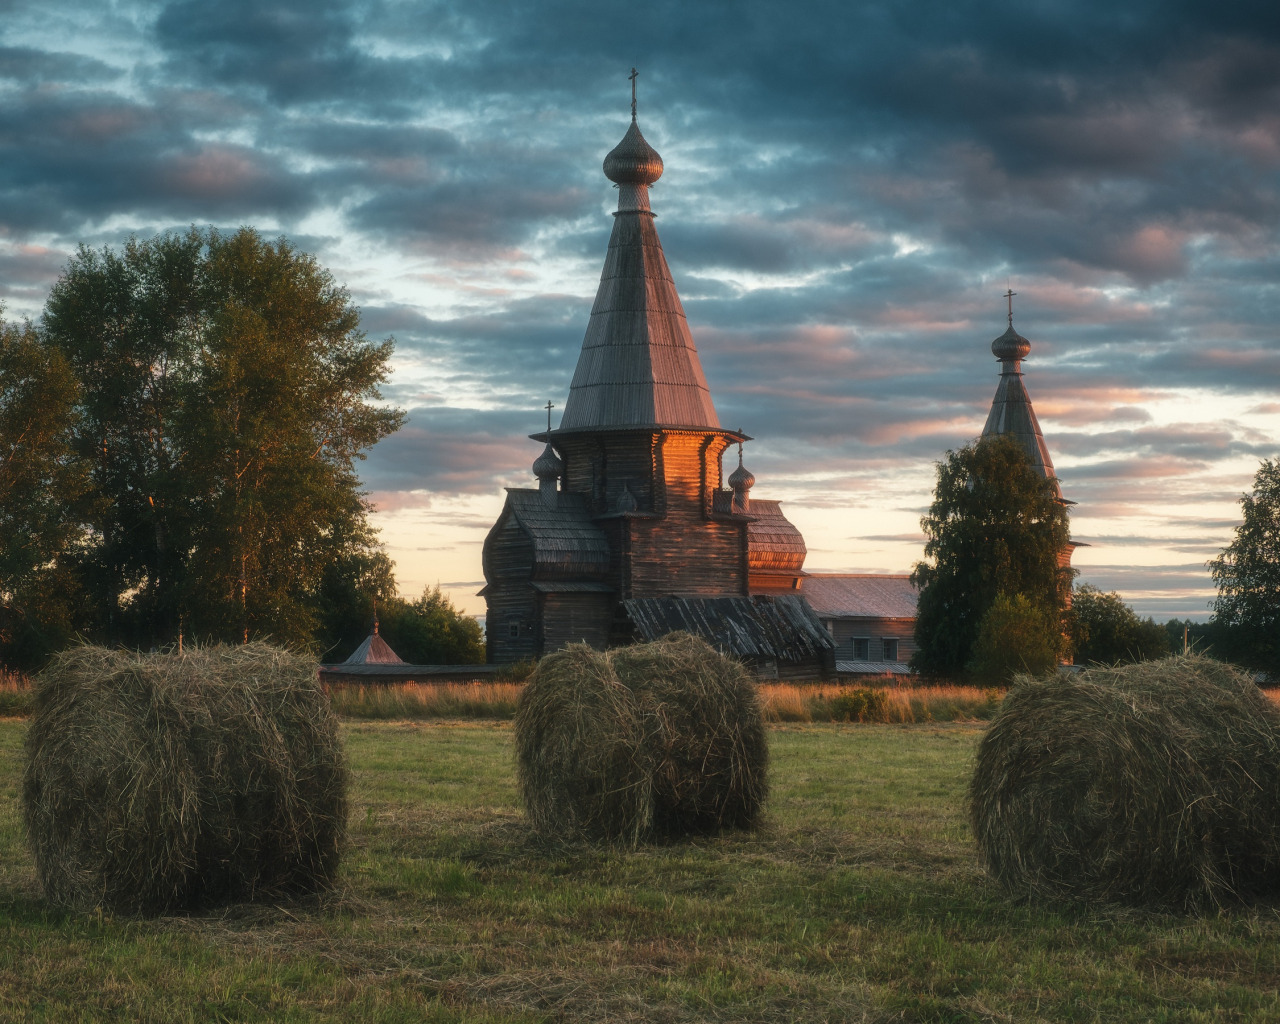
[504,489,611,577]
[557,118,720,434]
[623,595,834,662]
[340,630,404,665]
[746,499,807,572]
[982,323,1060,495]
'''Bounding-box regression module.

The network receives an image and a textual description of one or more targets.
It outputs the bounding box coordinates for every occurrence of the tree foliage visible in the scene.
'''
[1069,584,1168,665]
[1209,458,1280,677]
[966,592,1062,683]
[0,315,89,668]
[40,228,404,650]
[911,434,1073,678]
[379,586,485,666]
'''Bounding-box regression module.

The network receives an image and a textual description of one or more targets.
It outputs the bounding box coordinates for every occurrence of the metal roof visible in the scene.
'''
[802,574,919,619]
[557,118,720,434]
[835,660,914,677]
[622,595,834,662]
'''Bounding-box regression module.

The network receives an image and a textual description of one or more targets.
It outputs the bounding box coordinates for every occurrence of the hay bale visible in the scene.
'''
[514,643,653,844]
[514,634,769,843]
[23,643,348,914]
[611,632,769,835]
[970,655,1280,908]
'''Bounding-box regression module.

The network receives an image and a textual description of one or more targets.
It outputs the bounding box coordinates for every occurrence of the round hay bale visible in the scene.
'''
[514,643,653,844]
[970,655,1280,908]
[610,632,769,836]
[514,634,769,844]
[22,643,348,914]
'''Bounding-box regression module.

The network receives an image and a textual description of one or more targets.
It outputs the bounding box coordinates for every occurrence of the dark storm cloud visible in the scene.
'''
[362,405,539,495]
[2,0,1278,613]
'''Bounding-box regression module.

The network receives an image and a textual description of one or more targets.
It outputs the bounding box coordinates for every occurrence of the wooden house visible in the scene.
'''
[800,574,918,678]
[481,103,833,676]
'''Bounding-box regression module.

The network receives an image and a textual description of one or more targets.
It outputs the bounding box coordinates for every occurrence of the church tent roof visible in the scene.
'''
[556,116,720,434]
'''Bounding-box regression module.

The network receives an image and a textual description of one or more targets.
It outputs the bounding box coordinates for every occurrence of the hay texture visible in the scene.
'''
[515,633,768,843]
[23,643,348,915]
[970,655,1280,908]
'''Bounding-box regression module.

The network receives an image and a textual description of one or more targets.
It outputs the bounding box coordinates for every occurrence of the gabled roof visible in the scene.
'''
[342,630,405,665]
[557,118,720,434]
[502,489,611,577]
[623,595,834,662]
[802,574,919,619]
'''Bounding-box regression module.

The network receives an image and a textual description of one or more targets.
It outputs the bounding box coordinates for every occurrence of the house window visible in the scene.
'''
[508,620,521,639]
[882,638,899,661]
[852,638,870,661]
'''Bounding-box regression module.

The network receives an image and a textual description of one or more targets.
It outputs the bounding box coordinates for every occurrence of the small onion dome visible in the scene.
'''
[992,324,1031,363]
[728,459,755,493]
[532,443,563,480]
[603,120,664,186]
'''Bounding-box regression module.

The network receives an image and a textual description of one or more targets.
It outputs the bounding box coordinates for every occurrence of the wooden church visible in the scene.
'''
[480,96,833,675]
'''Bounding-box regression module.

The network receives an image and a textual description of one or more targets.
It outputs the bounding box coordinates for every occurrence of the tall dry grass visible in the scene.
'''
[760,683,1006,724]
[0,670,32,716]
[323,678,1005,724]
[326,680,523,720]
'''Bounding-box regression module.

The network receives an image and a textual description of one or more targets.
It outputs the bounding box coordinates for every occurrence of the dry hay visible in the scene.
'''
[23,643,348,915]
[970,655,1280,908]
[515,633,768,843]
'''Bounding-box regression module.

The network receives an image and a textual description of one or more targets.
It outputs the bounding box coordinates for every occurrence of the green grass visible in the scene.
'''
[1,720,1278,1022]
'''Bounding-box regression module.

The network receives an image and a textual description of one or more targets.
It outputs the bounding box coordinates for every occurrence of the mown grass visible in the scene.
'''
[1,718,1278,1022]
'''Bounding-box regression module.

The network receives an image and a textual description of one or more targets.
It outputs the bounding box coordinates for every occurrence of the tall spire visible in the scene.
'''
[557,75,719,434]
[982,296,1057,489]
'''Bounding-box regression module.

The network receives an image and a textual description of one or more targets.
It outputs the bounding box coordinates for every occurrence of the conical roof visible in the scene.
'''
[342,630,405,665]
[981,319,1059,493]
[557,117,720,433]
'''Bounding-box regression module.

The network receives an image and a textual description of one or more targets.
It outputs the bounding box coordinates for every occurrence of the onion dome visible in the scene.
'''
[992,324,1031,363]
[728,452,755,493]
[532,443,563,480]
[603,120,664,186]
[616,482,638,513]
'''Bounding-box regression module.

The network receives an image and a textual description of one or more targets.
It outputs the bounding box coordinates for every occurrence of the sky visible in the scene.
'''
[3,1,1279,621]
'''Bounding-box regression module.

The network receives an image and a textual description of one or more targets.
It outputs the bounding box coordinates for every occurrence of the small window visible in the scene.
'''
[852,638,870,661]
[508,620,520,639]
[882,638,899,662]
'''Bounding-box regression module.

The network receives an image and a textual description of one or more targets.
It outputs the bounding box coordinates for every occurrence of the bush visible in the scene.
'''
[966,592,1061,683]
[828,688,890,723]
[970,655,1280,908]
[515,634,768,844]
[1070,584,1168,665]
[23,643,348,914]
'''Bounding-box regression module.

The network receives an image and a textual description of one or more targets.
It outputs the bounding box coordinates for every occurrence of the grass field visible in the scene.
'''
[1,719,1279,1022]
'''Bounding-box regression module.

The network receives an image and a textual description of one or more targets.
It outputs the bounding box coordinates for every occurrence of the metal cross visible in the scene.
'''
[545,400,554,432]
[1004,288,1016,327]
[629,67,638,120]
